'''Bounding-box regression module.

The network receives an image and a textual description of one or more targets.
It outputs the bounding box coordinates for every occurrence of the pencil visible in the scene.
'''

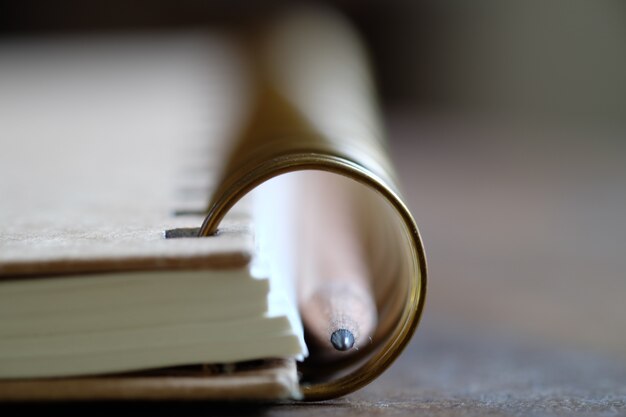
[295,170,377,354]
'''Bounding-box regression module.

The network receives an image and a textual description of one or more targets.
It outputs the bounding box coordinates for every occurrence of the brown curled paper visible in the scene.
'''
[199,7,427,401]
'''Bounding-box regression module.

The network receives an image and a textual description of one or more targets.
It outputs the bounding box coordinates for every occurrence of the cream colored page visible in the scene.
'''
[0,34,253,275]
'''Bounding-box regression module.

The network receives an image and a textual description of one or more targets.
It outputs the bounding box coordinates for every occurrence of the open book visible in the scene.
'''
[0,8,426,401]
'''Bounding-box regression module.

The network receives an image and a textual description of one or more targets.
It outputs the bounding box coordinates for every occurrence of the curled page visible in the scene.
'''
[200,6,427,401]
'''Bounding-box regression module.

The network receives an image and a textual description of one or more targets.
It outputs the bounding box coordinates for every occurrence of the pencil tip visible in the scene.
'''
[330,329,355,351]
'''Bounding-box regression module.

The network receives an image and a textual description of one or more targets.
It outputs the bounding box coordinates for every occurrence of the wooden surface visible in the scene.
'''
[2,320,625,415]
[390,112,626,358]
[2,112,626,415]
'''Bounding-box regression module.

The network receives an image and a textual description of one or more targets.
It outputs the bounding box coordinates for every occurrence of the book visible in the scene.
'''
[0,8,427,401]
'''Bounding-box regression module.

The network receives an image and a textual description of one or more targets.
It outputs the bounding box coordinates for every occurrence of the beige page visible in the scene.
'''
[0,33,301,401]
[0,33,253,277]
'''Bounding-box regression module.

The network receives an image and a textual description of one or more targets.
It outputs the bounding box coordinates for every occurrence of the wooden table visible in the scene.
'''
[2,112,626,415]
[3,319,625,416]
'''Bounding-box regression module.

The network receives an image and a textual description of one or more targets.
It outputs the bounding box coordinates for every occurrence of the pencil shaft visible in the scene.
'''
[294,171,377,354]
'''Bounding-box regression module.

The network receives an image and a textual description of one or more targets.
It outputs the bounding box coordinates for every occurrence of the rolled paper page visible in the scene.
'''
[199,6,427,400]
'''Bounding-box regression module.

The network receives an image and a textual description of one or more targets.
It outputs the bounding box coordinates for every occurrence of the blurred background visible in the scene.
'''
[1,0,625,361]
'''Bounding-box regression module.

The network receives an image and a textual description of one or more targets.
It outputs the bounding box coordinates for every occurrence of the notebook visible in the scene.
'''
[0,8,427,401]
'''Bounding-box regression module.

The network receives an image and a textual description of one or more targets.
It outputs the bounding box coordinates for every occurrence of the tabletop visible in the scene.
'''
[2,111,626,416]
